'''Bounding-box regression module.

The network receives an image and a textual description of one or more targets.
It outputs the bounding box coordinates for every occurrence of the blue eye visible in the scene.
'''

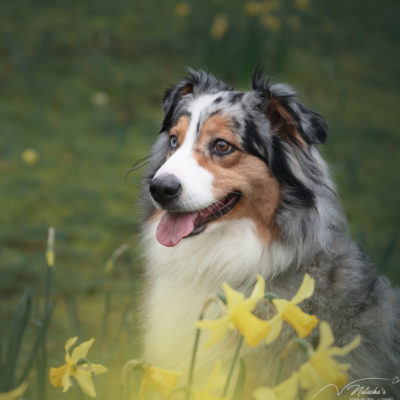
[170,135,178,149]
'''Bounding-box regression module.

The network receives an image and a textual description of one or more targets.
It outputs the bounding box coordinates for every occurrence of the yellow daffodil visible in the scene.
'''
[210,14,229,40]
[21,148,39,165]
[49,337,107,398]
[140,363,183,398]
[174,2,190,17]
[253,373,299,400]
[46,227,55,267]
[197,275,270,347]
[0,381,28,400]
[266,274,318,344]
[193,360,226,400]
[299,321,361,400]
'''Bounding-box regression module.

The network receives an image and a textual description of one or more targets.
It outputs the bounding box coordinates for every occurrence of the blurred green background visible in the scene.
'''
[0,0,399,398]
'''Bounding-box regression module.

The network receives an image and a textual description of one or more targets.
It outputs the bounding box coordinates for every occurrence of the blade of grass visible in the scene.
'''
[18,301,54,384]
[65,297,83,339]
[3,292,32,391]
[101,292,111,342]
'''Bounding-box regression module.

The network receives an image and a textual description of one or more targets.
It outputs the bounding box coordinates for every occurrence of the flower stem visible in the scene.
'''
[222,336,244,397]
[187,323,202,394]
[186,298,220,400]
[276,359,284,385]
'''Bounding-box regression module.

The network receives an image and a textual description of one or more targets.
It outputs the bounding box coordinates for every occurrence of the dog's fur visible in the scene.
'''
[140,69,400,397]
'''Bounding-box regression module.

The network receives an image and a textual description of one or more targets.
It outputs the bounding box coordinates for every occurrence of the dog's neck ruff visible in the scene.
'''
[143,217,295,288]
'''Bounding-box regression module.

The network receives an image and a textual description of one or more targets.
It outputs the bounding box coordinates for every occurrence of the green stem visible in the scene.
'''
[187,322,202,390]
[276,358,284,385]
[222,336,244,397]
[186,298,220,400]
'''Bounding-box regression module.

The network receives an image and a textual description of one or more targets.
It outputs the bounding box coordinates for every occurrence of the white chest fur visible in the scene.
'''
[141,218,294,378]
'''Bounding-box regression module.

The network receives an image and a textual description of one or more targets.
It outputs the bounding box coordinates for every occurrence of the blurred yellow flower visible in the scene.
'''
[266,274,318,344]
[49,337,107,398]
[21,148,39,165]
[295,0,310,11]
[253,373,299,400]
[174,2,190,17]
[193,360,226,400]
[197,275,270,347]
[91,91,109,106]
[0,381,28,400]
[244,2,263,16]
[140,363,183,398]
[46,226,55,267]
[262,15,281,31]
[210,14,229,40]
[299,321,361,400]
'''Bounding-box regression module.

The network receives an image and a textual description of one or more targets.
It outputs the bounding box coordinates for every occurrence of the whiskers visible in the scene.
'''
[125,157,150,182]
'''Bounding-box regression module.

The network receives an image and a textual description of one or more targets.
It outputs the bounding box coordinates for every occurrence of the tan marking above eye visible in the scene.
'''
[197,113,241,151]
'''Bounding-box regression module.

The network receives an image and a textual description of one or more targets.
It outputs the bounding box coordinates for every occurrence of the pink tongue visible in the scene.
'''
[156,211,198,247]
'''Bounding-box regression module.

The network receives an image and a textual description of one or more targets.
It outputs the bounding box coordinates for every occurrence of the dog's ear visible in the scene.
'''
[252,69,329,145]
[160,78,194,133]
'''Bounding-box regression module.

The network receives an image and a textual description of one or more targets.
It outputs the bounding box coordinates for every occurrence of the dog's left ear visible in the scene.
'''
[252,70,329,145]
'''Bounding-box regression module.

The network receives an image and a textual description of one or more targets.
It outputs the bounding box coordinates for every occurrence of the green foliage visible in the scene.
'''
[0,0,399,397]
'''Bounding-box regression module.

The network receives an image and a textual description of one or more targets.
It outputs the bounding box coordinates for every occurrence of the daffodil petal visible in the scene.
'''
[197,317,229,347]
[254,373,299,400]
[202,360,225,393]
[309,353,349,388]
[89,363,108,375]
[70,338,95,363]
[303,385,338,400]
[253,386,277,400]
[223,283,245,311]
[316,321,335,351]
[299,361,321,389]
[74,369,96,398]
[265,315,283,345]
[62,372,73,393]
[64,337,78,362]
[272,299,290,314]
[291,274,315,305]
[250,275,266,303]
[328,335,361,357]
[142,364,182,398]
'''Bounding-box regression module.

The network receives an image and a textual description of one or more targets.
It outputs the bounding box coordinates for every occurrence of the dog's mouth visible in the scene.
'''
[156,191,242,247]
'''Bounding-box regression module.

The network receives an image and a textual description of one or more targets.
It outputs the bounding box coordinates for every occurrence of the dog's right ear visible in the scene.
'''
[252,67,329,146]
[160,77,194,133]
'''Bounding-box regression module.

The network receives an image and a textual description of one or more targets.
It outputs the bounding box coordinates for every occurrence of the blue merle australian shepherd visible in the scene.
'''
[139,69,400,397]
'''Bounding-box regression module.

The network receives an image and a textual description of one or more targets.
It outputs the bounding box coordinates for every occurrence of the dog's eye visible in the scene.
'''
[170,135,178,149]
[213,139,233,155]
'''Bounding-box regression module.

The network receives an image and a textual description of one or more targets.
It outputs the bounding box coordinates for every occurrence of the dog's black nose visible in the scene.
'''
[150,174,182,206]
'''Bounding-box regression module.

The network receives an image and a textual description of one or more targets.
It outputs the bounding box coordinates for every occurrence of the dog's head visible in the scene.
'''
[143,69,344,264]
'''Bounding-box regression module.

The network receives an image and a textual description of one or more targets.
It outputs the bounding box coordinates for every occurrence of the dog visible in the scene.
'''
[140,69,400,398]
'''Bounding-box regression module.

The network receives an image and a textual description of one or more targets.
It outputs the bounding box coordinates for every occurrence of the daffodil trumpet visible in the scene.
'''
[197,275,270,347]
